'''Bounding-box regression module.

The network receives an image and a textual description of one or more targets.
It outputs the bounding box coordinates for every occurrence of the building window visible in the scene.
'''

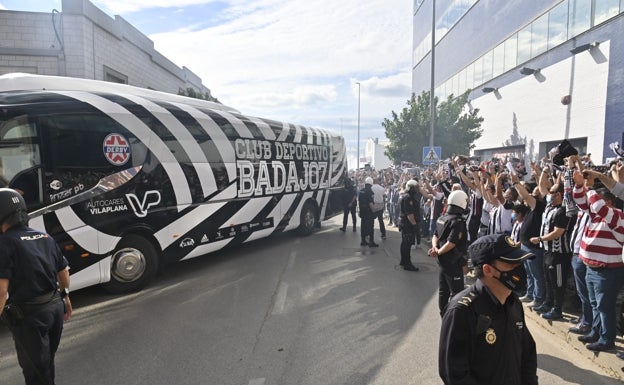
[531,13,549,58]
[548,0,569,49]
[594,0,620,25]
[103,66,128,84]
[492,42,505,78]
[569,0,592,37]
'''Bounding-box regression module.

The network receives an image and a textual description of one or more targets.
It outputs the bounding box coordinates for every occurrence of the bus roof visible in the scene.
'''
[0,73,239,113]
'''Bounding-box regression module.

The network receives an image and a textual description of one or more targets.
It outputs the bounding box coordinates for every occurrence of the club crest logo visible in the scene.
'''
[103,133,131,166]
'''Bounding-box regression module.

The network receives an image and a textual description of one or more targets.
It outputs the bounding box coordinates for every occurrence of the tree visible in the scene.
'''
[178,87,220,103]
[502,112,526,147]
[383,90,483,165]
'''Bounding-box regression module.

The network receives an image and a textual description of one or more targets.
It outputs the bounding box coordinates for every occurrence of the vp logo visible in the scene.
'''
[126,190,161,218]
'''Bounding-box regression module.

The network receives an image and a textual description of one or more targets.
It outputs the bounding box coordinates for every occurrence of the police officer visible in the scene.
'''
[397,179,420,271]
[439,234,538,385]
[428,189,469,315]
[0,188,72,385]
[339,177,357,232]
[358,177,378,247]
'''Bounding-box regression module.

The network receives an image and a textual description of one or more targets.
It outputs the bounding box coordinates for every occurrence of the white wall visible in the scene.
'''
[472,41,610,162]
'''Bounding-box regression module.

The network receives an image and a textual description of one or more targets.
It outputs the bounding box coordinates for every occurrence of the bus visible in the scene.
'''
[0,73,347,293]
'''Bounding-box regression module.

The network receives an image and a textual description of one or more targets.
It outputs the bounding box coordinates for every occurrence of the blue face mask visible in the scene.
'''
[511,213,518,221]
[546,194,553,204]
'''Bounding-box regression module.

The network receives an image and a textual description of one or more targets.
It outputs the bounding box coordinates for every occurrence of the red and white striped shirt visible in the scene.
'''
[573,186,624,268]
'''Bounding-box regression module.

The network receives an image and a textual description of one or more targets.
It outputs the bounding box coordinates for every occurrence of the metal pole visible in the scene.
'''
[357,81,361,170]
[429,0,436,149]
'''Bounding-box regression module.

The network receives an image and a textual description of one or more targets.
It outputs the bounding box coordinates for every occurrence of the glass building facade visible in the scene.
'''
[412,0,624,163]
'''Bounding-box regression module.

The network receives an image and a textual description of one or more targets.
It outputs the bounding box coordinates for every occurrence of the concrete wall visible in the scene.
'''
[0,0,212,97]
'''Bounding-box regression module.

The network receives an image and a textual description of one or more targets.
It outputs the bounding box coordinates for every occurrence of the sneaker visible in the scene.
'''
[526,300,542,308]
[518,295,534,303]
[360,241,368,246]
[541,309,563,320]
[402,264,419,272]
[339,228,346,232]
[569,323,591,335]
[586,342,615,352]
[532,304,551,313]
[578,334,599,343]
[381,234,386,240]
[368,242,379,247]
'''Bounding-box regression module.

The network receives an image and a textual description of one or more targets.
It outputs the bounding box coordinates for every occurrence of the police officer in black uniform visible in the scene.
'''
[397,179,420,271]
[339,177,357,232]
[439,234,538,385]
[358,177,378,247]
[428,189,469,315]
[0,188,72,385]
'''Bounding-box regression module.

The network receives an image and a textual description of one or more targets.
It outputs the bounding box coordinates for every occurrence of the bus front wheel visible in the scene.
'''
[102,234,159,294]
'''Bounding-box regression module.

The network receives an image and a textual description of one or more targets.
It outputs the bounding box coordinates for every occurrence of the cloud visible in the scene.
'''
[94,0,219,14]
[93,0,412,163]
[147,1,411,108]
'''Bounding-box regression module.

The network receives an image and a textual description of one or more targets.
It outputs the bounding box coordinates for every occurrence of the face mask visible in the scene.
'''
[490,264,527,292]
[546,194,553,204]
[511,213,518,221]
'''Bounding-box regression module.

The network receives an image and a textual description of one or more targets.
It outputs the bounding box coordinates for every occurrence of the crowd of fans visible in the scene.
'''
[345,143,624,357]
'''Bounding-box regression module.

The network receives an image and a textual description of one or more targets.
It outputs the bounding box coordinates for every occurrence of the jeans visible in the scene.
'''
[390,203,399,225]
[585,266,624,345]
[375,210,386,236]
[521,244,545,303]
[571,253,592,326]
[429,217,438,239]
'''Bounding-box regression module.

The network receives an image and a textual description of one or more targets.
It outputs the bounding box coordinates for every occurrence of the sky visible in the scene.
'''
[0,0,414,167]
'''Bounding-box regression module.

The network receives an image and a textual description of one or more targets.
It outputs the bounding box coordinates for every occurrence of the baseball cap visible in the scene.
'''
[365,177,373,185]
[469,234,535,266]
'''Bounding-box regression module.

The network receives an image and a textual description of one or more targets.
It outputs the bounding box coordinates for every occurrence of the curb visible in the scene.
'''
[524,304,624,381]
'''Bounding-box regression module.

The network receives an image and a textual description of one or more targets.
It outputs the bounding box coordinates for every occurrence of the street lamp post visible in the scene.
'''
[429,0,436,149]
[356,81,361,171]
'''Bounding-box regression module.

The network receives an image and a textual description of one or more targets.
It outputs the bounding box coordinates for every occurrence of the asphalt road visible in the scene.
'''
[0,216,621,384]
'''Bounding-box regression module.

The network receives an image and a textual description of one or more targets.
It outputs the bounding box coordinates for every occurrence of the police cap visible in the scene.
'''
[469,234,535,266]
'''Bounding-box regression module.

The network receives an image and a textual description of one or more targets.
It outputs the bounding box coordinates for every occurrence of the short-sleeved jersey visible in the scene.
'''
[540,204,575,253]
[439,280,538,385]
[0,225,68,301]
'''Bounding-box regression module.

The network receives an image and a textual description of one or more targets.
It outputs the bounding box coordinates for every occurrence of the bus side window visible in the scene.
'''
[10,167,41,207]
[38,113,146,202]
[0,116,43,210]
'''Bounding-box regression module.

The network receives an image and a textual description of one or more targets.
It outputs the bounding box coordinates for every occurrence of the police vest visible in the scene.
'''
[436,213,467,263]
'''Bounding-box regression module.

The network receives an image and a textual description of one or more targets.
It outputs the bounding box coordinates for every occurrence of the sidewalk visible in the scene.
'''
[462,266,624,381]
[393,224,624,380]
[523,303,624,381]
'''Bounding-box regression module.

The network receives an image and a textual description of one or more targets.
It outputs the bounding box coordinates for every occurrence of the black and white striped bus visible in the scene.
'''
[0,73,347,293]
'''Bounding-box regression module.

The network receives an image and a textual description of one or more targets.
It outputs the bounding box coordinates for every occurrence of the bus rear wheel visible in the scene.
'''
[296,201,317,236]
[102,234,159,294]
